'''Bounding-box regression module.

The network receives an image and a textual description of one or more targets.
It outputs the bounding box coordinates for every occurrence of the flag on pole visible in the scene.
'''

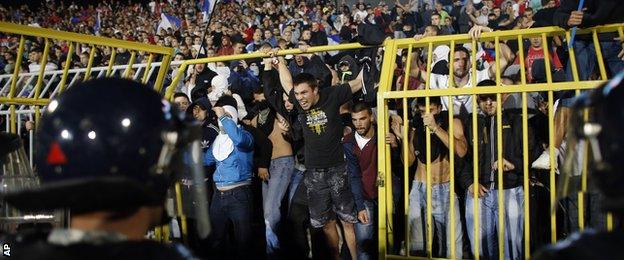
[157,13,182,34]
[202,0,217,23]
[94,11,101,35]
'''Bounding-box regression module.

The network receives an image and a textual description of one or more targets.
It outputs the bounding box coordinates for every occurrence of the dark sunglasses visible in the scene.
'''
[478,94,496,102]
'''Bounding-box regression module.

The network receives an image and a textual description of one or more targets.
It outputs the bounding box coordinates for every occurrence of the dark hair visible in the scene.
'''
[426,25,440,35]
[449,45,471,61]
[31,47,43,53]
[477,79,497,86]
[414,96,442,107]
[173,92,190,101]
[292,73,318,90]
[352,102,372,115]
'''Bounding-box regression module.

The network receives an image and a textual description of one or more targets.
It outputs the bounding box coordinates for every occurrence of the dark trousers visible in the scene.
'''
[208,185,253,259]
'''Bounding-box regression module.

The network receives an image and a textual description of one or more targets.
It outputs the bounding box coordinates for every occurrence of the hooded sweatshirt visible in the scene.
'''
[203,107,254,190]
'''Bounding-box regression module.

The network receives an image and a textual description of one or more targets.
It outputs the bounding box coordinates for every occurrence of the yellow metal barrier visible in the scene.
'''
[0,22,173,107]
[377,23,623,260]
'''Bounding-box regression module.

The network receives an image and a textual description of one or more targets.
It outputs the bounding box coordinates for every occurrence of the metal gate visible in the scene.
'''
[375,24,624,259]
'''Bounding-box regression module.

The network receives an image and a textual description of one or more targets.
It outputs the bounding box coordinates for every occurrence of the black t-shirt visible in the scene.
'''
[290,84,352,168]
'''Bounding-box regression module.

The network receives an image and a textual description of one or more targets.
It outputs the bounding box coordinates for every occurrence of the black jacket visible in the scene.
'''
[554,0,624,41]
[460,110,542,190]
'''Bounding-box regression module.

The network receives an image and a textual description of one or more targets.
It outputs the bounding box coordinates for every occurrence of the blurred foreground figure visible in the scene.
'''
[534,71,624,259]
[1,78,210,260]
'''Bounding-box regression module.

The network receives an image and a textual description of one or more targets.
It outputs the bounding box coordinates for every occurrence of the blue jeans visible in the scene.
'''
[209,185,252,259]
[408,181,462,259]
[465,186,524,260]
[262,156,294,253]
[288,169,305,206]
[355,199,377,260]
[562,40,624,107]
[566,40,624,81]
[562,190,607,233]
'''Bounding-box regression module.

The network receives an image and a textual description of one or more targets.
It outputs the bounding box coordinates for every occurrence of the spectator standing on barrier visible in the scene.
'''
[203,95,254,259]
[461,80,543,260]
[394,96,467,259]
[276,50,365,259]
[343,102,379,260]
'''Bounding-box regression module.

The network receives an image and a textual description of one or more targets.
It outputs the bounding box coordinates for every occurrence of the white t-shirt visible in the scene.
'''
[353,10,368,22]
[429,68,490,114]
[354,132,371,150]
[28,62,58,73]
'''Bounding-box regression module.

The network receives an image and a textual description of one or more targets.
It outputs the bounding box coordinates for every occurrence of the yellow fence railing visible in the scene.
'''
[0,21,173,133]
[2,20,623,260]
[376,23,623,260]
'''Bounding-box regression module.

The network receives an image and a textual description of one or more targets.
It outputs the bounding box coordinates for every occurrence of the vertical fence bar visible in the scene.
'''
[9,105,16,134]
[381,43,397,252]
[8,36,25,99]
[32,38,49,133]
[142,53,155,84]
[58,42,75,93]
[424,41,434,258]
[123,51,137,79]
[378,40,398,260]
[106,48,117,77]
[540,32,557,244]
[34,38,50,99]
[165,63,187,100]
[565,30,586,231]
[517,34,531,259]
[84,44,97,81]
[591,29,608,81]
[448,40,457,259]
[402,44,413,257]
[471,38,481,260]
[174,182,188,244]
[155,53,173,93]
[494,36,505,260]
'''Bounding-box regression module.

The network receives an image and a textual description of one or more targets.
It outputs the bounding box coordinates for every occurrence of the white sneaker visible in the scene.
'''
[532,150,559,170]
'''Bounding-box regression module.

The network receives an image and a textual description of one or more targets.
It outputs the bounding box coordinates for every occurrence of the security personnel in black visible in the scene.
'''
[533,72,624,259]
[0,78,210,259]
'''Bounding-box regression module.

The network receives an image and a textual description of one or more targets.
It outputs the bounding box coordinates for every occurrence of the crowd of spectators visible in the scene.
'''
[0,0,567,75]
[3,0,624,259]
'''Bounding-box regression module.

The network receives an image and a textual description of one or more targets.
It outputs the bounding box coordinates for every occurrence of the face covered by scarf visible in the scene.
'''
[213,105,239,161]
